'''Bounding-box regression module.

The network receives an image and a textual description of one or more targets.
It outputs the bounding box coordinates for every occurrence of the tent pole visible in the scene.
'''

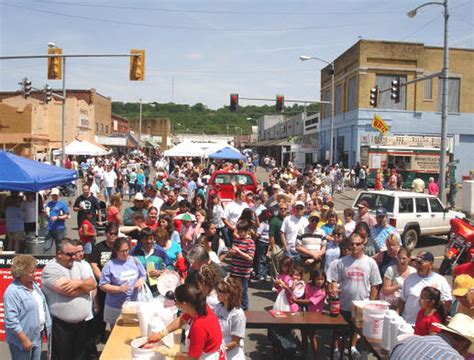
[35,192,39,238]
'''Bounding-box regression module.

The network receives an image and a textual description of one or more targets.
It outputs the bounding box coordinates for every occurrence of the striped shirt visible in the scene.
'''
[230,236,255,278]
[390,333,464,360]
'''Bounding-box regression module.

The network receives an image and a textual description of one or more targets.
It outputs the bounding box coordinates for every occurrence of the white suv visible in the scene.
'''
[352,190,465,250]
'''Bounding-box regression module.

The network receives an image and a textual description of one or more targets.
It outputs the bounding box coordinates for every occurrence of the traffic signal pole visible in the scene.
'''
[1,52,143,167]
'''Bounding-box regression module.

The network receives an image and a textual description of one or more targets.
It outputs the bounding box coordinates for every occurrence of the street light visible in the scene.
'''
[300,55,335,165]
[407,0,449,204]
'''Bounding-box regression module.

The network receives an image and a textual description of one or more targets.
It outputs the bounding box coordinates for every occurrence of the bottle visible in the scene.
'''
[329,284,341,317]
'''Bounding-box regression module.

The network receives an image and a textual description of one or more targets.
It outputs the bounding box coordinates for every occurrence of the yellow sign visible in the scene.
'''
[371,115,389,135]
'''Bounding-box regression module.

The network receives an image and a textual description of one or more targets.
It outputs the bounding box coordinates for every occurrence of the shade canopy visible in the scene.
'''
[54,139,110,156]
[0,151,77,192]
[208,146,246,160]
[164,141,229,158]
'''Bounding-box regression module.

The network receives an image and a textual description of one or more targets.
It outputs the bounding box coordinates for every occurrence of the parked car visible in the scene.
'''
[207,170,258,205]
[352,190,465,250]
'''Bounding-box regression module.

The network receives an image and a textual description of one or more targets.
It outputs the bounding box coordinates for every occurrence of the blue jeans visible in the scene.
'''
[221,227,233,248]
[253,241,269,278]
[238,277,249,311]
[8,343,42,360]
[43,229,66,253]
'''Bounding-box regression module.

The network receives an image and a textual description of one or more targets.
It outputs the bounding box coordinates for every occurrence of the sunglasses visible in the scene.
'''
[279,208,287,211]
[117,249,130,253]
[108,232,118,236]
[309,218,319,223]
[63,252,77,258]
[351,242,363,247]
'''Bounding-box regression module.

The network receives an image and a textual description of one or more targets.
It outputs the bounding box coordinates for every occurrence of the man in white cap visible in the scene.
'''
[391,313,474,359]
[123,192,148,226]
[280,200,308,260]
[43,188,70,253]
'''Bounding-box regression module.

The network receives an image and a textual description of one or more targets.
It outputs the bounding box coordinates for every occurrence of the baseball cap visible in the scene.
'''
[134,192,144,201]
[376,207,387,216]
[272,184,281,190]
[309,211,321,220]
[295,200,305,208]
[315,178,322,186]
[452,274,474,297]
[51,188,60,196]
[357,200,369,208]
[415,251,434,263]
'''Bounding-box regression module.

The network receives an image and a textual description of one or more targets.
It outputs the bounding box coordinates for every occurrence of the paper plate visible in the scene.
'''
[157,270,180,296]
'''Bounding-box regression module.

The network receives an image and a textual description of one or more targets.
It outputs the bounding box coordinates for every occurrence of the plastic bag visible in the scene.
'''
[137,283,154,303]
[273,290,291,311]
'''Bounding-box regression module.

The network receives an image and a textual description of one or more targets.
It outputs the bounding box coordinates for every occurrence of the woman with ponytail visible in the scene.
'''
[148,283,224,359]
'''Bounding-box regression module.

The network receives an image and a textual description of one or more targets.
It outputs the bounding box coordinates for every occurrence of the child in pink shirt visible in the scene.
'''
[293,270,327,356]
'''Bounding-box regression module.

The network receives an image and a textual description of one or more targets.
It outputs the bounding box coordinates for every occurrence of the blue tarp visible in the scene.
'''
[0,151,77,192]
[208,146,246,160]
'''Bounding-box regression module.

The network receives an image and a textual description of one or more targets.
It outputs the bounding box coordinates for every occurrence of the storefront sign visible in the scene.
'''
[371,135,443,148]
[371,115,389,135]
[411,155,442,172]
[0,255,54,341]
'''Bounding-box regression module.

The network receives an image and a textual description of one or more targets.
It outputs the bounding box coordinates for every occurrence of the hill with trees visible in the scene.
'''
[112,101,320,135]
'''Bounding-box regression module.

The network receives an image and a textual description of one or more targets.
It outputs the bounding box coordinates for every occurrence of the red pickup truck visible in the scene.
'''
[207,170,258,205]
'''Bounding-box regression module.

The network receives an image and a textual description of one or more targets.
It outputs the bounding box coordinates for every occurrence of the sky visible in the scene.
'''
[0,0,473,109]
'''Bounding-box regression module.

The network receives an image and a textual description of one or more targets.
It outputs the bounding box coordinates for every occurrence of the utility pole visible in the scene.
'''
[138,98,143,142]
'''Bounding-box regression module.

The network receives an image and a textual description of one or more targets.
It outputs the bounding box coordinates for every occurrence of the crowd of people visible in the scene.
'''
[2,152,473,360]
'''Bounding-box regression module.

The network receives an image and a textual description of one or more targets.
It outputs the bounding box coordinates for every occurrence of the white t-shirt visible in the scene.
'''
[103,170,117,188]
[152,197,164,215]
[400,271,452,325]
[280,215,309,252]
[224,201,249,228]
[344,220,356,237]
[31,289,46,328]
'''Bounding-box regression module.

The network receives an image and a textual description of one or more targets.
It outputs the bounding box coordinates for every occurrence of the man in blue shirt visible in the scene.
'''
[43,188,70,253]
[370,207,399,251]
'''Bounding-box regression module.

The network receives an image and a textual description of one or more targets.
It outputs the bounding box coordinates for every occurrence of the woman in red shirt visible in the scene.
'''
[414,286,445,336]
[106,193,122,225]
[148,283,224,360]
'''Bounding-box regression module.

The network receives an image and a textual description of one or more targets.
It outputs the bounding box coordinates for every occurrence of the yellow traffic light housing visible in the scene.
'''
[47,48,63,80]
[130,49,145,81]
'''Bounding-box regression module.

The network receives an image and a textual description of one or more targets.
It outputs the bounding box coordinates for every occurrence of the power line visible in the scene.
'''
[1,2,366,32]
[30,0,395,16]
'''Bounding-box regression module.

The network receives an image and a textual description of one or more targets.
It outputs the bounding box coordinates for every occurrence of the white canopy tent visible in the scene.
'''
[53,139,111,156]
[164,141,238,158]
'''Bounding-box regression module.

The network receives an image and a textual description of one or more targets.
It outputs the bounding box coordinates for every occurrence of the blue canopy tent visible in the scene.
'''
[0,151,78,239]
[0,151,77,192]
[207,146,246,161]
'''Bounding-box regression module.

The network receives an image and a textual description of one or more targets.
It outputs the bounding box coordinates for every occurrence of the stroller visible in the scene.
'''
[96,200,107,235]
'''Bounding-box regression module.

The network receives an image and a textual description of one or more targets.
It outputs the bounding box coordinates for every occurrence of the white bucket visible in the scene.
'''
[130,337,165,360]
[362,302,389,340]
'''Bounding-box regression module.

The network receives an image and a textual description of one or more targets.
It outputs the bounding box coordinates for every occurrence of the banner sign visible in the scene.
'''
[371,115,390,135]
[0,255,54,341]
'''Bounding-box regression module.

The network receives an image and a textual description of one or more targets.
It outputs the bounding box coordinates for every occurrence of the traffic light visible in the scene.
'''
[47,47,63,80]
[130,49,145,81]
[22,78,32,99]
[44,85,53,103]
[369,86,378,107]
[275,94,284,113]
[229,93,239,112]
[390,77,401,103]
